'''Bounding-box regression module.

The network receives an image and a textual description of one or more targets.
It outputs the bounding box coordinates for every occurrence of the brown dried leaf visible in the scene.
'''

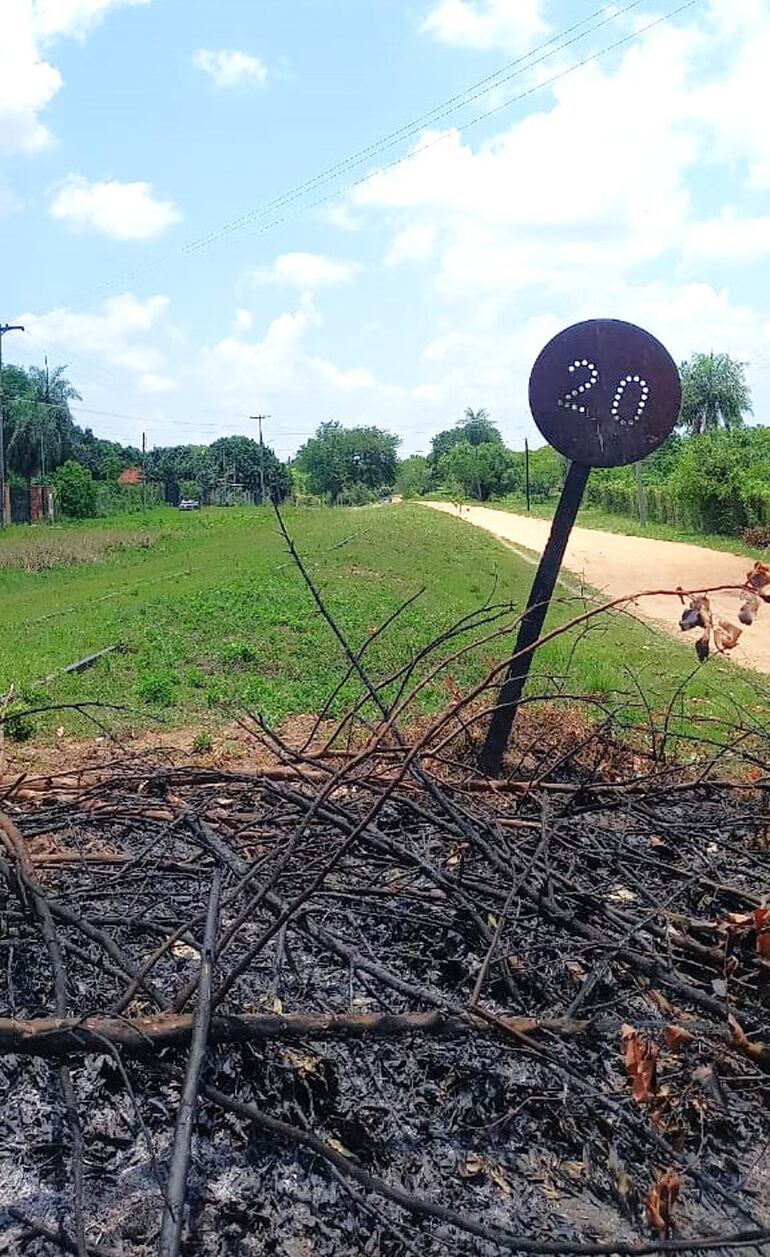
[695,631,711,662]
[646,1169,681,1236]
[487,1163,512,1196]
[645,989,675,1015]
[665,1025,694,1052]
[460,1153,485,1179]
[281,1048,318,1075]
[739,593,760,626]
[621,1024,658,1104]
[713,620,742,652]
[746,561,770,593]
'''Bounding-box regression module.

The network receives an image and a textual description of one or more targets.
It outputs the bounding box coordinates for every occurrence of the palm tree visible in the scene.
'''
[6,364,80,480]
[679,352,752,435]
[458,407,503,446]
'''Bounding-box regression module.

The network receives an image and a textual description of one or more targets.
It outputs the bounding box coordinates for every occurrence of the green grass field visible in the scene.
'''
[1,503,767,746]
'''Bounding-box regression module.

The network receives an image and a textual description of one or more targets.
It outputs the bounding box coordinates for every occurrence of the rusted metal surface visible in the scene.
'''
[529,318,681,468]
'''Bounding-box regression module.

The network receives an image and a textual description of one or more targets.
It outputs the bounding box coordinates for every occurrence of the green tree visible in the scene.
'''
[2,363,80,481]
[427,408,503,480]
[396,455,431,499]
[207,434,290,501]
[53,459,97,519]
[439,440,515,501]
[679,352,752,435]
[295,422,400,502]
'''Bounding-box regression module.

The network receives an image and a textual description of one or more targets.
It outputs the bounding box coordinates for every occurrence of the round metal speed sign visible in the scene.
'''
[529,319,681,468]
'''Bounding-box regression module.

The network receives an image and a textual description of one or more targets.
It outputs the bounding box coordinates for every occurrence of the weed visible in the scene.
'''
[136,669,177,707]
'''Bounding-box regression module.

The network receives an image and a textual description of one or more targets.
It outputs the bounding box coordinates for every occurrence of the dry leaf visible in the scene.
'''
[446,842,469,870]
[621,1024,658,1104]
[713,620,742,652]
[740,592,760,626]
[664,1025,694,1052]
[646,989,675,1015]
[327,1138,354,1159]
[745,562,770,593]
[693,1063,727,1108]
[487,1163,512,1196]
[646,1169,681,1236]
[608,885,636,903]
[171,942,200,962]
[695,632,710,662]
[460,1153,485,1179]
[281,1048,318,1075]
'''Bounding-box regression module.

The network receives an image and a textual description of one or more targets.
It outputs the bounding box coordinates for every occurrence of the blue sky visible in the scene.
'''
[2,0,769,460]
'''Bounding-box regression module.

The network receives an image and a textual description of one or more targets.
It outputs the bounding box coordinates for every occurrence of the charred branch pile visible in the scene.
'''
[3,723,770,1256]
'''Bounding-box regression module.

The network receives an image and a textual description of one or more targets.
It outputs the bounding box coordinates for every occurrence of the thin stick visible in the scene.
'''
[158,867,222,1257]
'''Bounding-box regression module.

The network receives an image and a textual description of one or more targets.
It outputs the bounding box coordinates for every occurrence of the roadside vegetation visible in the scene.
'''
[396,353,770,552]
[2,504,767,747]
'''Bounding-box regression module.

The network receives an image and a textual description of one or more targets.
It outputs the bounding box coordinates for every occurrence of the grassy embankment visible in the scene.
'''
[487,494,770,560]
[1,503,766,745]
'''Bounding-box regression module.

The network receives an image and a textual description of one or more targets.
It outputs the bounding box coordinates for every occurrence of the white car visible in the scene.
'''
[178,499,201,511]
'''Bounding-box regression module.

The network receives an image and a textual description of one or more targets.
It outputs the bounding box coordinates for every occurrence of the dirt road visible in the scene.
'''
[424,502,769,674]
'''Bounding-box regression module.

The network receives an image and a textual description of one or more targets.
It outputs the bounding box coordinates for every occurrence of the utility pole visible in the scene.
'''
[0,322,26,527]
[142,431,147,512]
[251,414,270,505]
[524,438,531,512]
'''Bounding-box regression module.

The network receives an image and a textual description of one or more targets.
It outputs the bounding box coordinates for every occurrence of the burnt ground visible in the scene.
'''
[2,714,770,1257]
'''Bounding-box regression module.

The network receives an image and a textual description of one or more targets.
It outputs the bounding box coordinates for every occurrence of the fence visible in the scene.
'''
[2,484,54,525]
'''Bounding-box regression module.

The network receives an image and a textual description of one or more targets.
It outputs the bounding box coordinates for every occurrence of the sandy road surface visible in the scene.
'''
[424,502,769,675]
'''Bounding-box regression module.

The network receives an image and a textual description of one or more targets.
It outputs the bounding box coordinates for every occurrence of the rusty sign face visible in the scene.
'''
[528,319,681,468]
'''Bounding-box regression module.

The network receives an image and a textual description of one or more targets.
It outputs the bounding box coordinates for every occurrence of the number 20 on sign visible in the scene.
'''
[480,318,681,776]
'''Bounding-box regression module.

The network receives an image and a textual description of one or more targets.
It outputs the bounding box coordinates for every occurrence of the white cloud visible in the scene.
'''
[233,308,253,333]
[0,0,153,155]
[138,372,178,394]
[253,252,362,290]
[17,293,171,375]
[0,4,63,154]
[200,298,378,449]
[34,0,152,40]
[420,0,547,53]
[385,223,437,267]
[194,49,268,89]
[49,175,180,239]
[681,209,770,266]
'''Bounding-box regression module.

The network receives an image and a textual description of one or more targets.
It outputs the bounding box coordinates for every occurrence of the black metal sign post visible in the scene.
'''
[480,319,682,777]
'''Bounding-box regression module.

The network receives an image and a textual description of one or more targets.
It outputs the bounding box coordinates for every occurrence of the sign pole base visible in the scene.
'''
[480,460,591,777]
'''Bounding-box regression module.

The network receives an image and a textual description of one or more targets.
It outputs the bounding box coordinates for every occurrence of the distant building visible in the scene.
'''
[118,466,143,486]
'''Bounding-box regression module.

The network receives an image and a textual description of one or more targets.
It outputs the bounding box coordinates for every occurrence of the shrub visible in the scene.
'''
[53,460,97,519]
[192,732,213,753]
[219,641,259,665]
[136,669,177,706]
[741,525,770,550]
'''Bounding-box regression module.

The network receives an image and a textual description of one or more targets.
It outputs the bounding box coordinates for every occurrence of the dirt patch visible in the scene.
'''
[425,502,770,674]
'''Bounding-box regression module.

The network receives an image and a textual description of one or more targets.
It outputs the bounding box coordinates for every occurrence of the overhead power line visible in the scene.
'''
[49,0,685,312]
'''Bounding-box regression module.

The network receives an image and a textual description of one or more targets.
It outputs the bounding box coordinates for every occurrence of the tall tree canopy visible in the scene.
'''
[295,422,400,501]
[1,363,81,480]
[679,352,752,435]
[428,407,503,471]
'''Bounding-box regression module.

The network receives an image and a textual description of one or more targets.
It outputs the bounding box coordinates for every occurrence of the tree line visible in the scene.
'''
[1,350,760,532]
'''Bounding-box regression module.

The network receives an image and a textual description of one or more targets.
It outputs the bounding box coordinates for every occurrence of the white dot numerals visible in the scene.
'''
[611,375,649,427]
[557,359,598,415]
